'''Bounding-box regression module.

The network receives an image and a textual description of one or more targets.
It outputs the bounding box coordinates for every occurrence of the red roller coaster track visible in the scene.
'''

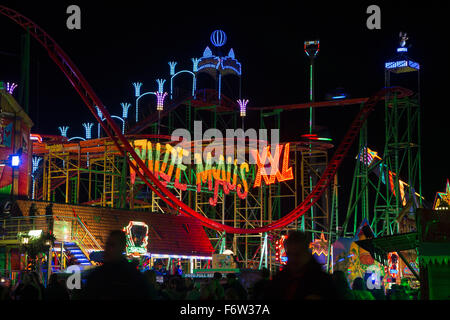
[0,6,413,234]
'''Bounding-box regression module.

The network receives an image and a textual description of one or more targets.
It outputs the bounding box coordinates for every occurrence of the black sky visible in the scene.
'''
[0,1,449,206]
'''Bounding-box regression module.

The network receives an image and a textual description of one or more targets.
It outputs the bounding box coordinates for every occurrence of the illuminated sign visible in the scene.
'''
[433,179,450,210]
[275,235,288,265]
[129,140,294,207]
[28,230,43,238]
[388,252,400,281]
[309,233,329,257]
[123,221,149,257]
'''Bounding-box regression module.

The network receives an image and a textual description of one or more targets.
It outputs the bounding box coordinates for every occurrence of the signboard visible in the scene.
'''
[212,254,237,269]
[123,221,149,257]
[129,140,294,207]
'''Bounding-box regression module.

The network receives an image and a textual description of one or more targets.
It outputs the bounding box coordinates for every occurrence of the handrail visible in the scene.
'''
[53,214,102,253]
[71,209,102,251]
[0,214,102,255]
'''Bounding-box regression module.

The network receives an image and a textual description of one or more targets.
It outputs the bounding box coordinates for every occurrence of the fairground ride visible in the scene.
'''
[0,6,421,273]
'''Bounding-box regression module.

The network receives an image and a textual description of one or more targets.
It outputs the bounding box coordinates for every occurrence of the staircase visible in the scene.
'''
[54,241,92,266]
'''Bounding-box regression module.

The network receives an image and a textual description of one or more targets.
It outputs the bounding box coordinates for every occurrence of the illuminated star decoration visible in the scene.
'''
[433,179,450,210]
[309,233,329,256]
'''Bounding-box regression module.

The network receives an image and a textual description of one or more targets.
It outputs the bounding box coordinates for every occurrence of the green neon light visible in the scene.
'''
[317,137,333,141]
[309,64,313,134]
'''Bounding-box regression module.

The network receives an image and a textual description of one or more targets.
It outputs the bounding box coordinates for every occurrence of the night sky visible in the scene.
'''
[0,1,449,210]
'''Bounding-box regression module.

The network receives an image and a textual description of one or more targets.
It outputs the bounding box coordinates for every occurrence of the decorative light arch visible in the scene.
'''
[170,69,196,100]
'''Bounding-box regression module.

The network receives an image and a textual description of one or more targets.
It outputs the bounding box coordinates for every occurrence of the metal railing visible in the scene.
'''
[0,216,53,241]
[53,215,103,259]
[0,215,103,263]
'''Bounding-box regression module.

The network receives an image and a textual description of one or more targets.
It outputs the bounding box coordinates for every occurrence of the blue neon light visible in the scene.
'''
[221,58,242,75]
[210,30,227,47]
[385,60,420,70]
[409,61,420,70]
[228,48,235,59]
[202,47,213,58]
[132,82,143,97]
[218,73,221,100]
[156,79,166,93]
[198,62,220,70]
[82,123,94,139]
[397,47,408,52]
[192,58,200,72]
[11,155,20,167]
[68,137,86,141]
[168,61,177,76]
[331,95,346,100]
[121,103,131,119]
[58,126,69,137]
[170,70,196,99]
[32,157,42,173]
[385,60,407,69]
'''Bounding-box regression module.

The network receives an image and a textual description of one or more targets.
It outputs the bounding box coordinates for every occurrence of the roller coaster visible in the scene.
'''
[0,5,422,270]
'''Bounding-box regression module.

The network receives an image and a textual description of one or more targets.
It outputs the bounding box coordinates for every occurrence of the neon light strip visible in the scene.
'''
[30,134,43,143]
[151,253,212,260]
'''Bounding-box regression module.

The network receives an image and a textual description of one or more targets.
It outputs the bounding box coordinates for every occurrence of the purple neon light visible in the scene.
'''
[156,92,168,111]
[6,82,18,94]
[237,99,249,117]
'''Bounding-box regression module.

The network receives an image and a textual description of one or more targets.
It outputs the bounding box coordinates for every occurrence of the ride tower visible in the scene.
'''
[342,32,422,237]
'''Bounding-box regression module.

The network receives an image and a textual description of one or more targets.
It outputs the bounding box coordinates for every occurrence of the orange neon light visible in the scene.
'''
[30,134,43,143]
[252,143,294,188]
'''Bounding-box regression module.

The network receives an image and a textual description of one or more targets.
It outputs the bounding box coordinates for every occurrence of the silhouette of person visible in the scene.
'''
[84,230,151,300]
[250,268,270,300]
[351,277,375,300]
[223,273,247,300]
[264,231,337,300]
[332,270,355,300]
[44,273,70,300]
[208,272,225,300]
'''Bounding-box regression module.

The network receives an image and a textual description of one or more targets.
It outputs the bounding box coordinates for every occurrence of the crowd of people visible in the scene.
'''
[0,230,419,301]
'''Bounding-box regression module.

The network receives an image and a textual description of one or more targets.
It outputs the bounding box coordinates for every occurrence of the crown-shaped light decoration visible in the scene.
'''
[121,103,131,119]
[156,92,168,111]
[192,58,200,72]
[95,106,104,120]
[237,99,249,117]
[156,79,166,93]
[58,126,69,137]
[6,82,18,95]
[32,157,42,174]
[168,61,178,76]
[133,82,143,97]
[82,123,94,139]
[196,31,241,77]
